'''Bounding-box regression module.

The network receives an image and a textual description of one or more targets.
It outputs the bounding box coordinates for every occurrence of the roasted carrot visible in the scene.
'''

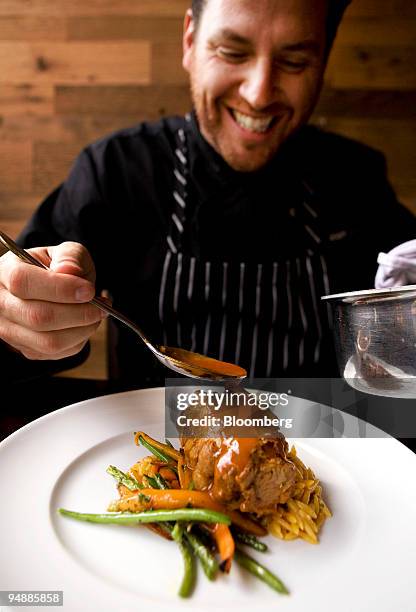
[211,523,235,573]
[134,431,181,462]
[159,466,178,482]
[110,489,266,536]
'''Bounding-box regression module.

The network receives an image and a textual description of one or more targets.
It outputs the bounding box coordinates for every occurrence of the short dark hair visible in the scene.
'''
[191,0,351,53]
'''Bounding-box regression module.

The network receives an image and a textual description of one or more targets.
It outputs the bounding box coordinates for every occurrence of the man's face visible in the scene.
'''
[183,0,328,172]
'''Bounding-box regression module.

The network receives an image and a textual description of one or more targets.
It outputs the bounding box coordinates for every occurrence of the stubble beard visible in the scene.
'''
[189,78,293,172]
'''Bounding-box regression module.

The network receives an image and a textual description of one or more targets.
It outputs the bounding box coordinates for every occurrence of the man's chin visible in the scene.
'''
[220,148,278,173]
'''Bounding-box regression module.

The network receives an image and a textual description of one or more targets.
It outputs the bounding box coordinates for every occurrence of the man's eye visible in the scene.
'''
[217,48,246,62]
[280,59,308,73]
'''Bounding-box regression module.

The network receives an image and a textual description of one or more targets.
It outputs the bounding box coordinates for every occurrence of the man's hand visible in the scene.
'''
[0,241,107,360]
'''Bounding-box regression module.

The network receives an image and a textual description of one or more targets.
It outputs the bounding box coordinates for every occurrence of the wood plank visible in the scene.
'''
[0,42,150,85]
[336,17,416,46]
[347,0,416,18]
[0,219,27,241]
[0,142,32,192]
[59,321,108,380]
[314,88,416,119]
[0,192,43,220]
[33,141,83,194]
[151,42,188,85]
[68,16,182,43]
[0,16,67,40]
[326,46,416,90]
[55,84,191,117]
[0,84,53,115]
[0,0,189,17]
[0,114,145,143]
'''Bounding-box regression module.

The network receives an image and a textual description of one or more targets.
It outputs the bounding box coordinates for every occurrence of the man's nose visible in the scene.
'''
[239,59,280,110]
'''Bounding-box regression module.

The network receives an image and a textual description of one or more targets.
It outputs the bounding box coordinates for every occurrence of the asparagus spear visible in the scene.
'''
[106,465,142,491]
[233,530,268,552]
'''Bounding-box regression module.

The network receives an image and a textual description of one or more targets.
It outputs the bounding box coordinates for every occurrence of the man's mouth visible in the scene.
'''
[229,108,276,134]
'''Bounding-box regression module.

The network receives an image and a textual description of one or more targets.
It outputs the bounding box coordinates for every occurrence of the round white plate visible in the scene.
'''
[0,387,416,612]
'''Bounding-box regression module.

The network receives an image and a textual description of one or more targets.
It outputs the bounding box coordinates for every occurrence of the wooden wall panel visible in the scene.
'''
[0,84,53,115]
[151,42,187,84]
[67,16,183,44]
[336,18,416,45]
[0,1,190,17]
[0,142,32,192]
[0,41,150,84]
[0,16,67,40]
[347,1,416,17]
[0,0,415,380]
[326,45,416,90]
[55,85,191,118]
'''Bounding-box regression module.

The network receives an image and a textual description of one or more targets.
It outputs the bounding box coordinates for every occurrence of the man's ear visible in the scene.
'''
[182,9,195,73]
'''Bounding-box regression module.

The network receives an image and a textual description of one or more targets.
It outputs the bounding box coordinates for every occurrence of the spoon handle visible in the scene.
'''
[0,230,151,346]
[90,296,151,346]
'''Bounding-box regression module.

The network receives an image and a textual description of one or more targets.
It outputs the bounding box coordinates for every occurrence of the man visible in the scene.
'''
[0,0,414,389]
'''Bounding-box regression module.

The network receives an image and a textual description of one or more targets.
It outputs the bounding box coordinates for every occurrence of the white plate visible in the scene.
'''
[1,387,416,612]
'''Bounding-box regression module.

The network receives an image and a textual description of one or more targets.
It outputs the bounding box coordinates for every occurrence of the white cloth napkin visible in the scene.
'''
[375,239,416,288]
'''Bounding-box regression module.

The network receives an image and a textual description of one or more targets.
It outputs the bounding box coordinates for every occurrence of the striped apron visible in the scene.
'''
[157,118,333,380]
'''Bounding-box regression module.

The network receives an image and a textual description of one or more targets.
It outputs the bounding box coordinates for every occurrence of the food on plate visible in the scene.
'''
[182,436,298,511]
[59,430,331,597]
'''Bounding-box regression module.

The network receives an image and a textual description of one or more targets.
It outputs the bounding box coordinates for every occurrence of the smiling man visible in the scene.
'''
[1,0,415,389]
[183,0,328,171]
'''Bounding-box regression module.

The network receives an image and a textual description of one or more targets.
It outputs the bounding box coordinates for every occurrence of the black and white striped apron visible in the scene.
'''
[157,118,333,379]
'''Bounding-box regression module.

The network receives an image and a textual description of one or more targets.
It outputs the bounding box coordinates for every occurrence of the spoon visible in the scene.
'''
[0,230,247,382]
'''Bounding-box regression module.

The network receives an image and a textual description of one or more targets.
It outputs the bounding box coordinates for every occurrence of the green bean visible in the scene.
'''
[58,508,231,525]
[184,531,219,580]
[106,465,142,491]
[234,548,289,595]
[171,521,184,541]
[171,523,196,598]
[233,530,268,552]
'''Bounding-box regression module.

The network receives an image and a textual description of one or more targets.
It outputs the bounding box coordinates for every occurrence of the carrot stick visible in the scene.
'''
[134,431,181,462]
[159,467,178,482]
[211,523,235,573]
[111,489,266,536]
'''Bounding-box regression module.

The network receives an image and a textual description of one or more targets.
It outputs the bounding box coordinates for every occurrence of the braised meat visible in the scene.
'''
[182,436,298,515]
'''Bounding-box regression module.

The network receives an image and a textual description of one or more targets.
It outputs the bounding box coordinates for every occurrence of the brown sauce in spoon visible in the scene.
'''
[159,346,247,379]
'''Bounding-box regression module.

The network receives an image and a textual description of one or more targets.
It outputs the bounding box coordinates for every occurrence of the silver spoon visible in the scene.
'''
[0,230,247,382]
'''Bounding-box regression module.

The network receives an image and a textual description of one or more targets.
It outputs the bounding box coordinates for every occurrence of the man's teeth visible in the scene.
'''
[232,110,274,133]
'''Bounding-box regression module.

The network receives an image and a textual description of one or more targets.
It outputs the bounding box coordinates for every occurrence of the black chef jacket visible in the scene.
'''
[2,113,415,388]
